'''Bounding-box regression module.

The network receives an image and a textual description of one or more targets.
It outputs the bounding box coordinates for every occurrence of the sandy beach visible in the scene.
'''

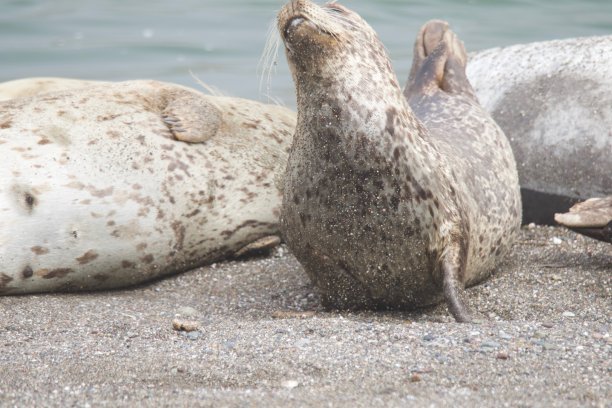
[0,225,609,407]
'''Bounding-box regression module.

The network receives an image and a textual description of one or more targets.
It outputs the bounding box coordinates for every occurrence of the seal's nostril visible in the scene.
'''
[284,16,305,39]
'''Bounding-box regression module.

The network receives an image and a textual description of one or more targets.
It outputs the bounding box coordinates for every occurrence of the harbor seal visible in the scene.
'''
[278,1,521,322]
[467,36,612,225]
[0,79,295,294]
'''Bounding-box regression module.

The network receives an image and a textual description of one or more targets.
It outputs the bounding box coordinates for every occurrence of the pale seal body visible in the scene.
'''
[0,77,105,102]
[278,1,521,321]
[467,36,612,224]
[0,80,295,294]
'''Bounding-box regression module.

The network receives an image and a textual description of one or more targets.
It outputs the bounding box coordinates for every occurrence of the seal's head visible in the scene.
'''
[278,1,400,99]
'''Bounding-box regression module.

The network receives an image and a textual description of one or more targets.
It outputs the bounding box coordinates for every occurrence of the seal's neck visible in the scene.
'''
[295,69,427,163]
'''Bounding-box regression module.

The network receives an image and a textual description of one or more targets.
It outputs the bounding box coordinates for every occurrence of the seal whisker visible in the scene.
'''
[258,19,282,102]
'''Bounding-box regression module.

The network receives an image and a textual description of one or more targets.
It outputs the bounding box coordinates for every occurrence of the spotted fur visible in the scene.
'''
[278,2,521,321]
[0,79,295,294]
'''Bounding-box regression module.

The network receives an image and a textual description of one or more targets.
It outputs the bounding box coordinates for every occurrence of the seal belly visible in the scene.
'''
[281,140,441,310]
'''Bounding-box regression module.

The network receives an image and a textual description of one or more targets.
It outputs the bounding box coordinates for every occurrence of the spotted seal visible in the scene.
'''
[467,36,612,225]
[278,1,521,322]
[0,79,295,294]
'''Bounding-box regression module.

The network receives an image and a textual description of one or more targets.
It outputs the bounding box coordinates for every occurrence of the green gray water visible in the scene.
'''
[1,0,611,107]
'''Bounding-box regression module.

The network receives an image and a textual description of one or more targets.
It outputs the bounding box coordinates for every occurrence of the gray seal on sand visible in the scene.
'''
[467,36,612,225]
[0,79,295,294]
[278,1,521,322]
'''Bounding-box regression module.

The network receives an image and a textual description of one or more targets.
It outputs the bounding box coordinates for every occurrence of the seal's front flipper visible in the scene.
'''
[161,91,222,143]
[441,252,472,322]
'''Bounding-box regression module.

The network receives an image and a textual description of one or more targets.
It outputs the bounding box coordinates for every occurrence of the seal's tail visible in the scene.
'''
[404,20,476,99]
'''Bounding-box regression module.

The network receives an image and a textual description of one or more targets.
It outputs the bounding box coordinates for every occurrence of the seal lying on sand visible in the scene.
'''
[0,80,295,294]
[467,36,612,225]
[278,1,521,322]
[555,196,612,243]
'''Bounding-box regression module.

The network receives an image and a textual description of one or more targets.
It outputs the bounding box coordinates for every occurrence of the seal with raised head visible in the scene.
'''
[278,1,521,322]
[0,79,295,294]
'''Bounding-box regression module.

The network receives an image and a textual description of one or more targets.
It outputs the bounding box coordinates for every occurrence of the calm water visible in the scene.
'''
[1,0,611,108]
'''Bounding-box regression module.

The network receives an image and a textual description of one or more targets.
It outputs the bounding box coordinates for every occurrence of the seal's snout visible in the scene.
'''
[282,16,306,41]
[278,0,333,46]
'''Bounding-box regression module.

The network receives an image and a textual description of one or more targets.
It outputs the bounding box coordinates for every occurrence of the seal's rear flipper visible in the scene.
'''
[161,90,222,143]
[441,252,472,322]
[554,196,612,243]
[404,20,476,99]
[232,235,282,258]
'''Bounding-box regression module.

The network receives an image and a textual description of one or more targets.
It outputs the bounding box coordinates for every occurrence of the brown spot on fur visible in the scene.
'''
[24,192,36,211]
[0,273,13,288]
[220,219,261,239]
[122,260,136,268]
[38,138,52,145]
[22,266,33,279]
[171,221,186,251]
[242,119,261,129]
[93,274,110,281]
[98,114,120,121]
[31,246,49,255]
[385,107,397,138]
[42,268,74,279]
[136,243,147,251]
[186,209,200,218]
[88,186,114,198]
[107,130,120,139]
[140,254,154,264]
[76,250,99,265]
[65,181,85,190]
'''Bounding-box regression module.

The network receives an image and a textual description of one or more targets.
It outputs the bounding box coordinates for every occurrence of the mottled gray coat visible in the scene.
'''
[278,1,520,321]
